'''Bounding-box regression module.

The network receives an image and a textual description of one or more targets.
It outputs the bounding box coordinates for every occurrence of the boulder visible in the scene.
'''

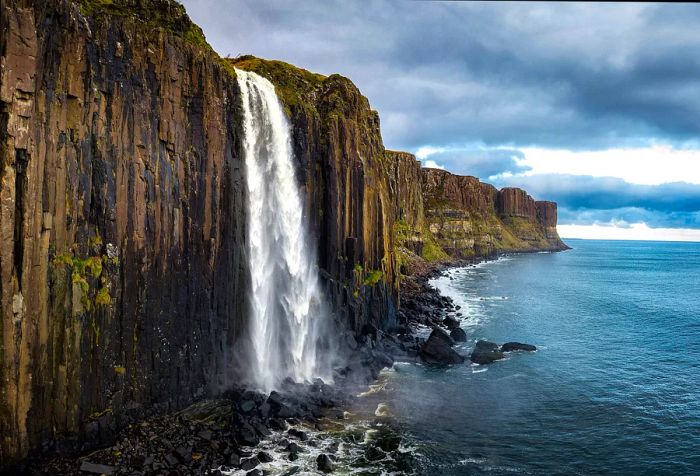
[450,327,467,342]
[317,453,334,473]
[470,340,505,364]
[443,316,460,329]
[240,455,259,471]
[420,330,465,364]
[79,462,115,475]
[287,428,308,441]
[501,342,536,352]
[429,327,454,346]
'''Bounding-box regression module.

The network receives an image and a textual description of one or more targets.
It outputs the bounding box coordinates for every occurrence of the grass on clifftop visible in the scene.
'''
[230,56,326,111]
[77,0,209,48]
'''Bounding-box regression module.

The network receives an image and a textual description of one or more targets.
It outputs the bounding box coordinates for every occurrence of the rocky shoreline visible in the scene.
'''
[14,261,460,475]
[12,251,549,475]
[19,255,543,475]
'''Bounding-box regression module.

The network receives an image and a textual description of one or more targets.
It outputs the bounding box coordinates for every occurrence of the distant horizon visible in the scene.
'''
[558,224,700,243]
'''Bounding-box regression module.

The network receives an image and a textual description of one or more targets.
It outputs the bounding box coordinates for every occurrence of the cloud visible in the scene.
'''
[495,174,700,212]
[413,148,529,178]
[181,0,700,151]
[557,207,700,230]
[558,223,700,242]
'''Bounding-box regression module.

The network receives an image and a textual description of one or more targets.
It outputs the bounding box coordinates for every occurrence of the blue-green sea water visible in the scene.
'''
[385,239,700,475]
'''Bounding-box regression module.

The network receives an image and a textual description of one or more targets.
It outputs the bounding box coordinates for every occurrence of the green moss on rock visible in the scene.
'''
[229,55,325,112]
[76,0,209,48]
[420,226,449,263]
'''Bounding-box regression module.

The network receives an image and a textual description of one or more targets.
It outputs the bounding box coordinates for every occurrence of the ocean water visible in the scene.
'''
[383,239,700,475]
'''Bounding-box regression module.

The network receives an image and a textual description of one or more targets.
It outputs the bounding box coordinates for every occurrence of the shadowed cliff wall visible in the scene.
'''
[0,0,248,463]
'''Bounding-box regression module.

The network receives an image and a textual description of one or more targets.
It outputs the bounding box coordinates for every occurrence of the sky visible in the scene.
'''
[181,0,700,241]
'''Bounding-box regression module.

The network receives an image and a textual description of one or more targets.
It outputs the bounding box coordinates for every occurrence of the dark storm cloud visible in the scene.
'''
[181,1,700,151]
[495,175,700,213]
[494,174,700,228]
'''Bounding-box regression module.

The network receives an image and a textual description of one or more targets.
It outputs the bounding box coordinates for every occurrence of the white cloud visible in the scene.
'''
[423,160,445,170]
[516,145,700,185]
[558,222,700,242]
[415,145,448,160]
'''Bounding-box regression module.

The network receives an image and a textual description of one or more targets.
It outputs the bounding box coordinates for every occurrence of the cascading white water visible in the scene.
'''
[236,69,328,391]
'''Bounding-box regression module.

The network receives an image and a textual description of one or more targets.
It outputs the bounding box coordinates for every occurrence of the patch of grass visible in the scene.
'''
[230,55,326,113]
[53,248,113,312]
[363,269,383,286]
[95,286,112,306]
[77,0,210,49]
[420,226,449,263]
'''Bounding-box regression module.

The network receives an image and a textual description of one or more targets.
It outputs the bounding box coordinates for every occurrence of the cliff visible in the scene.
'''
[0,0,564,466]
[420,168,567,258]
[390,166,567,263]
[0,0,247,464]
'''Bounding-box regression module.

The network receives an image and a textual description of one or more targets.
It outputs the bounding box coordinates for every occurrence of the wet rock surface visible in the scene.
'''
[450,327,468,342]
[470,340,506,365]
[420,328,465,365]
[501,342,537,352]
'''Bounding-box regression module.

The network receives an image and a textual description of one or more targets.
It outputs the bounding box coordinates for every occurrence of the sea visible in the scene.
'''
[234,239,700,476]
[379,239,700,475]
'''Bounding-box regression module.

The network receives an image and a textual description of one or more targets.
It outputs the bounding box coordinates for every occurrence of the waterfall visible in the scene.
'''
[236,69,328,391]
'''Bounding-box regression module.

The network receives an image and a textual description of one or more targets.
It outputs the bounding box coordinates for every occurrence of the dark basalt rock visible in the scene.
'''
[79,462,115,475]
[317,453,335,473]
[366,445,385,461]
[501,342,537,352]
[450,327,467,342]
[287,428,308,441]
[240,455,259,471]
[470,340,505,364]
[257,451,274,463]
[420,329,465,364]
[429,327,455,346]
[443,316,460,329]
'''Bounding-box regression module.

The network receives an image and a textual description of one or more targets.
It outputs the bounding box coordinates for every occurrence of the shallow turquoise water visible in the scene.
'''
[386,239,700,475]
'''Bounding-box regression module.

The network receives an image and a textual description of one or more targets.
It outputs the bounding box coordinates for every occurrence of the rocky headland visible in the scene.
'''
[0,0,566,473]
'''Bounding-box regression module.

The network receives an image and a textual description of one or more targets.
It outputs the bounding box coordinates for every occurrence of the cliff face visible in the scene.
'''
[398,166,567,260]
[387,151,424,259]
[0,0,249,463]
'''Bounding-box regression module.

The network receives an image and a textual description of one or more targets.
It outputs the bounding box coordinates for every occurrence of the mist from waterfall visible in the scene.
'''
[236,69,330,392]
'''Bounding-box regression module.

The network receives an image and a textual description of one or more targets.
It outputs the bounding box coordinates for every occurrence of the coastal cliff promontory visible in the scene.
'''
[0,0,565,466]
